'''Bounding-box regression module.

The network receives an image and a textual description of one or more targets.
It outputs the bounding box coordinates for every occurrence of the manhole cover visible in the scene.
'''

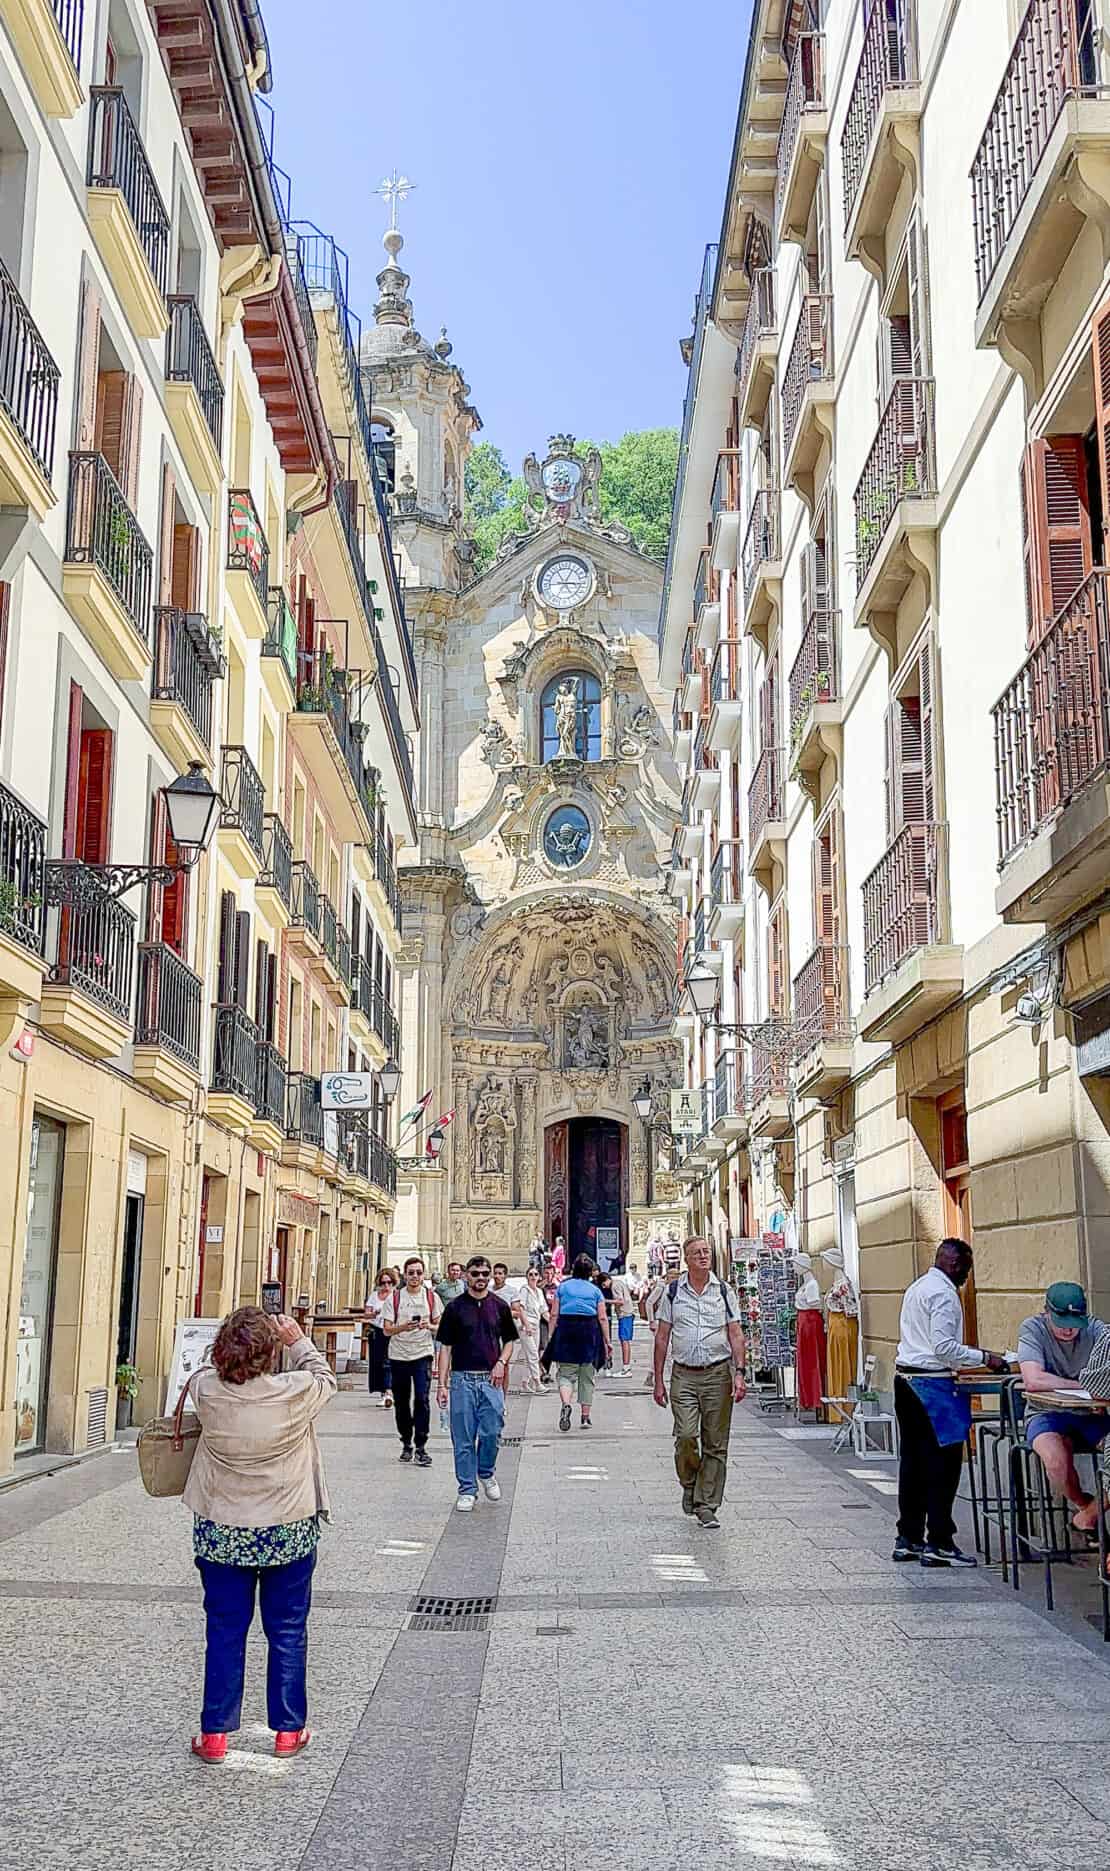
[500,1436,524,1447]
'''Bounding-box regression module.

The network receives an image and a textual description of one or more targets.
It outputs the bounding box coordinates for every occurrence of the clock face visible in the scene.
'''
[538,555,592,611]
[542,457,583,503]
[544,805,591,869]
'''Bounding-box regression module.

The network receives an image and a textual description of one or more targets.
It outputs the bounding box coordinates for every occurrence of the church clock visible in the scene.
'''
[536,554,594,612]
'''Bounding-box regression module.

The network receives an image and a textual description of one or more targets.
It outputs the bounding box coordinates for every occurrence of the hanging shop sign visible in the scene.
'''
[321,1072,375,1110]
[670,1087,703,1136]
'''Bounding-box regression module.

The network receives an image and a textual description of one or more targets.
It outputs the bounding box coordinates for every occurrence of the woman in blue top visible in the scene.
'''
[545,1255,610,1432]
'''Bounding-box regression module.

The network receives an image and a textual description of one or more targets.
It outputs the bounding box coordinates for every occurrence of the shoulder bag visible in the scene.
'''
[137,1371,203,1498]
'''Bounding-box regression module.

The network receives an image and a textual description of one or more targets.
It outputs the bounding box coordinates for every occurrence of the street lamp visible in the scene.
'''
[686,961,719,1020]
[45,762,221,905]
[425,1126,445,1162]
[164,761,222,857]
[379,1057,401,1103]
[633,1079,654,1124]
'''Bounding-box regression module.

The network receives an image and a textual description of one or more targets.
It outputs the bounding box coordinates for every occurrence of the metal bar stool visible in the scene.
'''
[1007,1400,1080,1610]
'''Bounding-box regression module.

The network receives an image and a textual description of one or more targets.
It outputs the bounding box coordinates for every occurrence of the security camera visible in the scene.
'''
[1015,991,1043,1025]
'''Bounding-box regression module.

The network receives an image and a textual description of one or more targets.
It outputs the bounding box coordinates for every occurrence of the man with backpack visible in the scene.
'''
[653,1236,747,1528]
[382,1256,441,1468]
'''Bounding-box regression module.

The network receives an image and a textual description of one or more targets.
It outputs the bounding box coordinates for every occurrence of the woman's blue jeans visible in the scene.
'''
[449,1370,504,1496]
[196,1551,315,1733]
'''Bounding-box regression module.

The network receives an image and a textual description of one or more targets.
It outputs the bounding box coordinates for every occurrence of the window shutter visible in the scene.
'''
[120,375,142,510]
[895,695,925,828]
[768,904,788,1017]
[813,822,834,944]
[1023,436,1092,636]
[883,699,897,846]
[254,938,267,1029]
[919,635,937,824]
[1092,297,1110,565]
[801,538,830,623]
[216,890,235,1004]
[95,371,127,483]
[146,791,166,942]
[887,316,914,382]
[350,891,361,955]
[1019,446,1041,647]
[234,910,250,1011]
[76,728,113,864]
[75,280,101,451]
[265,950,277,1042]
[171,523,198,611]
[62,682,83,858]
[158,465,176,606]
[827,805,842,945]
[161,831,187,956]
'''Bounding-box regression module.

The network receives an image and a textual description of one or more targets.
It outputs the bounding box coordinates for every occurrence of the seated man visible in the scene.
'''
[1018,1282,1110,1532]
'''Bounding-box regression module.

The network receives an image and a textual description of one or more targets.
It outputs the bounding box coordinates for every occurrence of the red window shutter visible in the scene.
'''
[146,791,166,942]
[171,523,198,612]
[76,728,113,864]
[813,824,834,944]
[95,371,127,483]
[217,890,235,1004]
[62,681,83,858]
[161,831,188,956]
[1023,436,1092,639]
[827,805,842,945]
[75,280,101,452]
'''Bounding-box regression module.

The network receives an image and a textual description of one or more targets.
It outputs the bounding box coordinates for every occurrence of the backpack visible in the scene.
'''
[667,1276,736,1320]
[394,1284,440,1325]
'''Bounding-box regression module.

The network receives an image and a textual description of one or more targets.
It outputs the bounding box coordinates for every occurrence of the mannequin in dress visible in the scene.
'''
[792,1252,827,1413]
[822,1247,860,1400]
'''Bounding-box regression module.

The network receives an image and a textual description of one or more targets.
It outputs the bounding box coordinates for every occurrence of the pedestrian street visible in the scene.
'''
[7,1340,1110,1871]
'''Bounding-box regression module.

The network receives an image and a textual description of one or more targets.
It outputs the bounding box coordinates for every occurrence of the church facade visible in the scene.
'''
[360,238,683,1269]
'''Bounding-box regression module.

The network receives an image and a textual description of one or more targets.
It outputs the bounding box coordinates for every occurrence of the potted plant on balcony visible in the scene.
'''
[115,1360,141,1431]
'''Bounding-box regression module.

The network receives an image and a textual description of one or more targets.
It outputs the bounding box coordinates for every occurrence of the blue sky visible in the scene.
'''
[261,0,751,473]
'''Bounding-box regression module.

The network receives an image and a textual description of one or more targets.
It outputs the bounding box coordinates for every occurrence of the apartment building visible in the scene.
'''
[660,0,1110,1379]
[0,0,411,1476]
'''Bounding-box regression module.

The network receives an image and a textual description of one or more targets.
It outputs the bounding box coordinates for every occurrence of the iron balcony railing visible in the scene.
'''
[259,813,293,914]
[320,893,339,972]
[342,1122,370,1184]
[295,646,370,809]
[714,1050,744,1123]
[710,839,743,916]
[776,32,825,234]
[736,267,776,406]
[972,0,1102,305]
[711,449,741,526]
[742,489,780,613]
[660,242,716,656]
[367,1130,397,1199]
[699,1074,716,1139]
[135,941,201,1072]
[48,864,135,1020]
[211,1002,259,1104]
[255,1038,287,1129]
[749,744,785,851]
[219,744,265,862]
[290,859,320,940]
[87,89,169,297]
[50,0,83,71]
[227,488,269,615]
[782,295,834,462]
[336,922,350,989]
[263,586,298,691]
[843,0,919,223]
[693,550,710,619]
[350,952,373,1022]
[681,631,696,686]
[751,1027,792,1105]
[165,296,223,450]
[693,895,707,956]
[692,717,716,776]
[710,637,742,709]
[0,253,59,484]
[854,377,936,589]
[862,821,947,995]
[789,609,839,749]
[65,452,153,645]
[336,477,415,806]
[374,829,402,929]
[993,567,1110,865]
[153,607,215,748]
[372,982,400,1058]
[0,780,46,957]
[792,943,851,1058]
[286,1070,324,1147]
[283,228,318,371]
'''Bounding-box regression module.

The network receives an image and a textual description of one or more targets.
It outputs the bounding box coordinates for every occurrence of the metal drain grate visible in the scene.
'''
[410,1594,496,1617]
[87,1387,109,1448]
[500,1435,524,1446]
[840,1501,870,1510]
[407,1611,490,1631]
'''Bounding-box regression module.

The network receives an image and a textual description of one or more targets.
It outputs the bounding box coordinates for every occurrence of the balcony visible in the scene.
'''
[257,813,293,930]
[972,0,1110,392]
[287,859,323,963]
[0,255,59,518]
[854,377,937,655]
[42,863,135,1060]
[701,1073,726,1157]
[261,586,297,710]
[710,449,741,572]
[350,952,374,1039]
[341,1120,371,1196]
[736,267,777,430]
[860,821,962,1043]
[371,983,400,1061]
[741,488,782,652]
[775,32,827,245]
[842,0,922,277]
[62,453,152,680]
[225,488,269,639]
[690,719,720,812]
[666,832,694,901]
[792,944,853,1099]
[367,1130,398,1202]
[708,637,743,752]
[749,1029,792,1139]
[284,1070,324,1170]
[679,633,701,714]
[671,693,693,765]
[0,780,47,1045]
[318,893,343,989]
[709,839,745,943]
[789,609,842,795]
[133,941,202,1099]
[288,647,375,844]
[694,550,721,653]
[251,1039,287,1155]
[748,744,787,895]
[5,0,83,116]
[217,744,265,881]
[782,296,835,509]
[992,567,1110,923]
[86,88,169,338]
[711,1050,747,1142]
[371,828,403,935]
[150,607,217,773]
[209,1002,259,1135]
[164,296,223,498]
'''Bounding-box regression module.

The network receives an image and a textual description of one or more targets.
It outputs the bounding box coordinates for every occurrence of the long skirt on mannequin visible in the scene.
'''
[795,1309,827,1413]
[826,1310,858,1402]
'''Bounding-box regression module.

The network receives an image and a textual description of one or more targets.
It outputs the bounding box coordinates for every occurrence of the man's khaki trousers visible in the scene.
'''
[670,1359,734,1511]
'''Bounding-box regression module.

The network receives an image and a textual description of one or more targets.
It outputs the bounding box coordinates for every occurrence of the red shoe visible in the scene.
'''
[274,1728,312,1757]
[190,1733,227,1765]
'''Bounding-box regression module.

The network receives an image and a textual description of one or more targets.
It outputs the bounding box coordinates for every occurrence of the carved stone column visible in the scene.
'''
[518,1077,537,1207]
[452,1070,469,1208]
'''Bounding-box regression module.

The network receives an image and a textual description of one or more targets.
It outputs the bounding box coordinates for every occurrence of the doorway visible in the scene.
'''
[16,1116,66,1457]
[116,1189,144,1429]
[545,1117,627,1267]
[940,1092,978,1349]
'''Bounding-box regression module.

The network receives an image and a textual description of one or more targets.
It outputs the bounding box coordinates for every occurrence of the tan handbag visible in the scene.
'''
[137,1371,203,1498]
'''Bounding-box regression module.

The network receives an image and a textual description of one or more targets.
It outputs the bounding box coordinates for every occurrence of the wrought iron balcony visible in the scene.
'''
[862,821,946,995]
[227,487,269,616]
[165,295,223,450]
[211,1002,259,1104]
[854,377,936,591]
[263,586,298,692]
[708,637,743,752]
[87,88,170,299]
[350,952,374,1022]
[709,839,744,943]
[372,831,400,933]
[48,864,135,1020]
[842,0,920,234]
[372,982,400,1058]
[792,943,851,1059]
[735,267,776,425]
[259,813,293,915]
[50,0,83,69]
[0,253,59,490]
[710,449,741,570]
[65,452,153,645]
[367,1130,398,1199]
[741,489,781,622]
[751,1029,791,1108]
[320,893,339,973]
[748,744,785,854]
[152,607,215,750]
[775,31,826,241]
[290,859,321,940]
[255,1038,287,1129]
[713,1051,746,1129]
[782,296,834,474]
[219,744,265,862]
[286,1070,324,1147]
[135,941,201,1072]
[0,780,46,958]
[295,645,371,812]
[789,609,839,750]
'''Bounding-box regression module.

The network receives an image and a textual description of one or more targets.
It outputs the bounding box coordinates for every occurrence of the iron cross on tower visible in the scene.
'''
[376,170,416,236]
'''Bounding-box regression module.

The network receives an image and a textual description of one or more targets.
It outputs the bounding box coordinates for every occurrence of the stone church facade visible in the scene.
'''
[361,235,683,1269]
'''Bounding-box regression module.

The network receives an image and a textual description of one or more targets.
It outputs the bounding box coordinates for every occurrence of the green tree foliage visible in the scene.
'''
[463,430,679,572]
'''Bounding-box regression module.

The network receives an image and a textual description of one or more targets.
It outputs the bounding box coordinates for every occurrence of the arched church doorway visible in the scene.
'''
[544,1117,628,1269]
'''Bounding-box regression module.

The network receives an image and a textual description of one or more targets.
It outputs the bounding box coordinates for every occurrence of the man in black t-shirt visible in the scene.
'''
[435,1255,518,1514]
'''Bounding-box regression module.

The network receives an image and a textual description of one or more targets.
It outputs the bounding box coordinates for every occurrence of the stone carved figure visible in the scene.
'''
[485,940,524,1023]
[480,720,518,769]
[596,953,623,1002]
[472,1076,516,1187]
[565,1005,607,1070]
[478,1126,506,1174]
[554,678,581,760]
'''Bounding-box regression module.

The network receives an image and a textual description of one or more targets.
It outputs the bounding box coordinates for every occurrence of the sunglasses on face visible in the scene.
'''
[469,1270,491,1280]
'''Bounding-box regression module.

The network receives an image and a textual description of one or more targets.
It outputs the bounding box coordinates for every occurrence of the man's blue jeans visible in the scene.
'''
[196,1552,315,1733]
[449,1370,504,1496]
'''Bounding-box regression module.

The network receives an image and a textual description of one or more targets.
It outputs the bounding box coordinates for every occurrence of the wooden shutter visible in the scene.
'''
[171,523,198,610]
[350,892,361,956]
[161,831,187,955]
[768,902,788,1016]
[146,792,166,942]
[254,938,268,1029]
[1093,298,1110,566]
[760,653,779,750]
[75,280,101,451]
[158,466,176,606]
[119,376,142,509]
[76,728,113,863]
[216,890,236,1004]
[919,634,937,824]
[801,538,829,623]
[1021,436,1092,640]
[62,681,83,858]
[813,821,834,945]
[234,910,250,1011]
[265,950,277,1042]
[95,371,127,482]
[883,699,898,844]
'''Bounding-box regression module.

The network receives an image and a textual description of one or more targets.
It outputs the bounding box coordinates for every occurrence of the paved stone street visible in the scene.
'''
[7,1340,1110,1870]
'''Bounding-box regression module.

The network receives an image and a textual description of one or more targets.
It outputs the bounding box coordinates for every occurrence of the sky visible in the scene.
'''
[260,0,752,473]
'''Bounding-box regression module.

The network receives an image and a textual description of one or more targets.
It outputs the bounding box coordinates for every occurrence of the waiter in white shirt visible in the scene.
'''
[893,1237,1008,1569]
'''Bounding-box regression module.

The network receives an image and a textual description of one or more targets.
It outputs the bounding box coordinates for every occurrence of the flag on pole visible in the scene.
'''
[427,1108,456,1154]
[397,1089,433,1133]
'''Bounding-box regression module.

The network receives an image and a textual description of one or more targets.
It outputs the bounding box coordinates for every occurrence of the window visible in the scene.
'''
[147,792,188,956]
[884,636,936,841]
[371,420,395,495]
[216,891,250,1009]
[63,682,113,863]
[879,212,929,404]
[540,671,601,763]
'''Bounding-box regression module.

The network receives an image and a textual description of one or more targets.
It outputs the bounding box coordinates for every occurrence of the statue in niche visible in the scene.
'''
[478,1125,506,1174]
[554,678,581,759]
[565,1006,607,1070]
[485,941,524,1022]
[596,953,623,1002]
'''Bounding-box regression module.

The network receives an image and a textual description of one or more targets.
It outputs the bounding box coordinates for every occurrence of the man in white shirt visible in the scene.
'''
[653,1237,746,1528]
[609,1272,636,1376]
[893,1238,1008,1567]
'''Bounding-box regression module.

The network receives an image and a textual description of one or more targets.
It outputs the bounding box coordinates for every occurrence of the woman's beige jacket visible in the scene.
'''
[183,1337,336,1527]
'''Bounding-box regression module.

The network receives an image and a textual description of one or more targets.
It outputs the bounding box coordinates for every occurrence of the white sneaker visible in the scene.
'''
[455,1493,477,1513]
[480,1476,502,1502]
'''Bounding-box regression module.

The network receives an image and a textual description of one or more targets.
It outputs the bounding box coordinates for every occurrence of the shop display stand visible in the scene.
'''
[733,1242,795,1413]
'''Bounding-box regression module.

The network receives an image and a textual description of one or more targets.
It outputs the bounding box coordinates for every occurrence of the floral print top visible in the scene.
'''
[192,1514,320,1567]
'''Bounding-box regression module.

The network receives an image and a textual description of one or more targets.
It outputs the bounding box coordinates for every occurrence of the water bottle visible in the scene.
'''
[439,1403,450,1437]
